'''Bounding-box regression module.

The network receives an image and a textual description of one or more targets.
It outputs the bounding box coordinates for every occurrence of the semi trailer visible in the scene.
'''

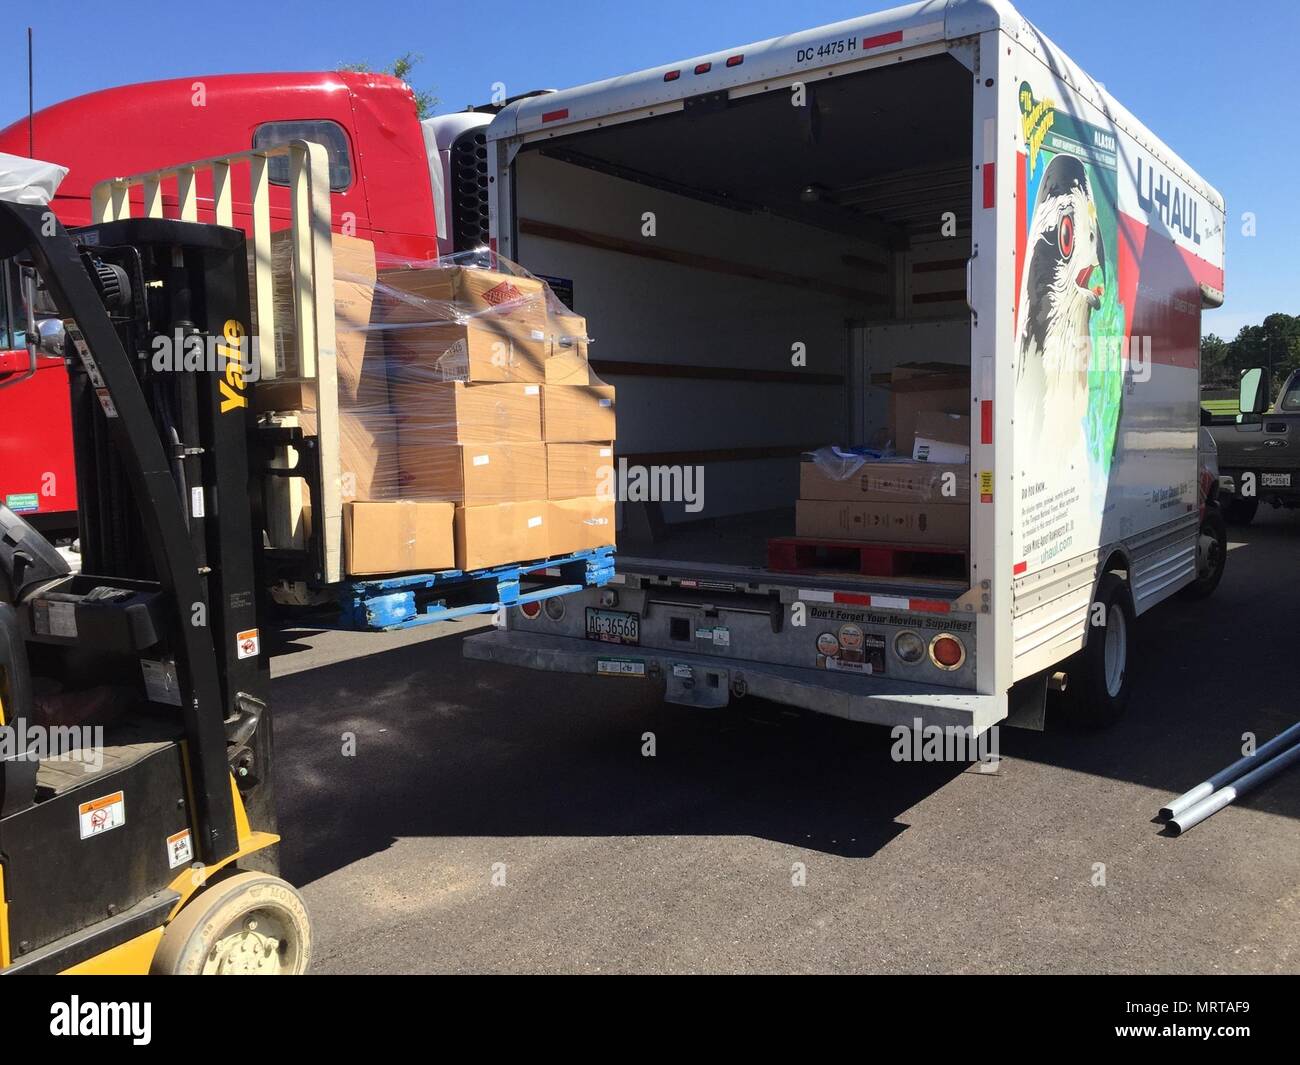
[464,0,1228,732]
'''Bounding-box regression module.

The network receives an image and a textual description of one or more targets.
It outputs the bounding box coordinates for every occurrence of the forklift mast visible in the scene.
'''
[0,200,266,864]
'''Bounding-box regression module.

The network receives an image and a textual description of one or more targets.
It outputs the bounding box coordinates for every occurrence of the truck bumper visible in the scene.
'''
[463,629,1007,734]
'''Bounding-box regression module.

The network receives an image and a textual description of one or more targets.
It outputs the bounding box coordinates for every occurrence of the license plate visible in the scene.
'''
[586,608,640,645]
[1261,472,1292,488]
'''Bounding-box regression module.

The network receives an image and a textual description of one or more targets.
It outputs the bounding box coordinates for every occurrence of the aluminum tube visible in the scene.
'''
[1169,741,1300,836]
[1160,720,1300,820]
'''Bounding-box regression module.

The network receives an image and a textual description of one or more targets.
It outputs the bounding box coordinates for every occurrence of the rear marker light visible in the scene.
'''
[519,600,542,620]
[541,108,569,123]
[894,630,926,664]
[664,70,681,82]
[726,54,744,67]
[544,597,566,622]
[929,634,966,671]
[694,63,712,75]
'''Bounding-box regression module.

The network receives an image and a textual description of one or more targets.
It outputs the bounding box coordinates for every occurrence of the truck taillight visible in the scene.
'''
[519,600,542,620]
[929,634,966,671]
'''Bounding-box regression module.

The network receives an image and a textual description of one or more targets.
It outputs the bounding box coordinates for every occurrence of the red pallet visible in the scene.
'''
[767,536,967,580]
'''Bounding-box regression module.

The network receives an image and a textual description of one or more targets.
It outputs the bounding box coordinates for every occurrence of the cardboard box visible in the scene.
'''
[546,443,614,499]
[547,312,588,358]
[548,496,616,556]
[799,460,970,504]
[541,385,616,442]
[344,500,455,576]
[397,442,547,504]
[883,365,970,456]
[385,317,547,383]
[250,231,384,390]
[912,412,971,463]
[454,500,549,571]
[391,380,542,445]
[544,350,600,386]
[795,499,969,546]
[295,409,401,502]
[377,265,548,335]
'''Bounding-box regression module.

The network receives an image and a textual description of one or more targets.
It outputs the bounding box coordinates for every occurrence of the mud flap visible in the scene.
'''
[1004,671,1049,730]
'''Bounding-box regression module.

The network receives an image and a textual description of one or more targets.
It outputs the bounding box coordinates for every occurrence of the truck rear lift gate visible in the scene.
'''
[93,140,344,584]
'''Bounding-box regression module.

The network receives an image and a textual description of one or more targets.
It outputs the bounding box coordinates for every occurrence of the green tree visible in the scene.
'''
[338,52,438,119]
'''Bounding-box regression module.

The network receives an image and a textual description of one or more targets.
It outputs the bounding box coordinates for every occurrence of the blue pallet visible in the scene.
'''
[338,545,616,631]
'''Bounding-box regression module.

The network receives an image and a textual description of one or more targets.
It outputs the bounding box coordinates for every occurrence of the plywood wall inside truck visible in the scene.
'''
[514,151,885,523]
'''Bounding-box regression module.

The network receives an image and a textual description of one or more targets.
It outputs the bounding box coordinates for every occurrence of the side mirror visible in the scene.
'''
[1238,367,1268,417]
[35,318,66,358]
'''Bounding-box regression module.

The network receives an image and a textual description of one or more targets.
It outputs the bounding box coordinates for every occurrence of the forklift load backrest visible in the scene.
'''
[92,140,345,582]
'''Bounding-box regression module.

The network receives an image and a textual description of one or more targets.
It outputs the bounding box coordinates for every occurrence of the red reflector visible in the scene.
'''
[694,62,712,74]
[1013,561,1028,575]
[932,635,963,668]
[982,162,996,208]
[664,70,680,81]
[726,54,744,67]
[862,30,904,49]
[980,399,993,444]
[518,600,542,619]
[541,108,569,123]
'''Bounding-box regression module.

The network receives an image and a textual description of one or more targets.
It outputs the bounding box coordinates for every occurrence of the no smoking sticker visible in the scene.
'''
[78,791,125,839]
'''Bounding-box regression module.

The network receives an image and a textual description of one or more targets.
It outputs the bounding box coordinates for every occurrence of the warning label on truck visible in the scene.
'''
[815,625,886,674]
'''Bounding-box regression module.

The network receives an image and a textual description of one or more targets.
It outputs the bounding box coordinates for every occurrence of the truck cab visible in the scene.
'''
[0,71,444,530]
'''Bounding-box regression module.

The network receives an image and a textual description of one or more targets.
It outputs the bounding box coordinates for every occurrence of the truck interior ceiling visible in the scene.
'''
[514,53,974,581]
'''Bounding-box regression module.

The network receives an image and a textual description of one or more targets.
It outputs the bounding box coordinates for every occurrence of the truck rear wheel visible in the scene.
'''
[1180,507,1227,600]
[1223,495,1258,525]
[151,871,312,975]
[1063,574,1135,728]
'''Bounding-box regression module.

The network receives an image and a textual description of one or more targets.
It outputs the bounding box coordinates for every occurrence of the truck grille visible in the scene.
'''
[450,129,490,253]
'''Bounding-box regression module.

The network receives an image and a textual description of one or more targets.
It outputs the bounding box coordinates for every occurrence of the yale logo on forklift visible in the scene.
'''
[217,318,249,413]
[78,791,126,839]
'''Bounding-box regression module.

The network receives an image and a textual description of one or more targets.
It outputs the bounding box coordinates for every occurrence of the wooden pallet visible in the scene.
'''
[338,546,616,631]
[766,536,967,580]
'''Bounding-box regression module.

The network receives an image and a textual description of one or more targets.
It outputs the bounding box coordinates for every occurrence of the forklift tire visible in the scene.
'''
[1180,507,1228,601]
[1062,573,1135,729]
[151,871,312,975]
[1223,496,1258,525]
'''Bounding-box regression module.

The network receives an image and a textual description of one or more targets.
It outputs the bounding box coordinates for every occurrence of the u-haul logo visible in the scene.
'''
[218,319,248,413]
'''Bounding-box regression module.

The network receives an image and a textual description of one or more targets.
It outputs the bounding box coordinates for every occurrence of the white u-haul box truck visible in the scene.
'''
[464,0,1226,732]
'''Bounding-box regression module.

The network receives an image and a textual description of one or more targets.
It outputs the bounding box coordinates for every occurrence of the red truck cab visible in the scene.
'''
[0,71,442,529]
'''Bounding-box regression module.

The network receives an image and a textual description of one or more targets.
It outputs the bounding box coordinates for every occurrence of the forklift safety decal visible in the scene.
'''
[78,791,125,839]
[236,627,260,660]
[166,829,194,869]
[66,324,105,388]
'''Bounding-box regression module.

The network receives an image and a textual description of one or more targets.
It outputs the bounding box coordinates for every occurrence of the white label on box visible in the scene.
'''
[524,385,540,395]
[672,663,693,678]
[191,486,205,517]
[79,791,125,839]
[527,515,543,528]
[599,448,612,457]
[472,453,490,466]
[236,628,260,660]
[166,829,194,869]
[141,659,183,707]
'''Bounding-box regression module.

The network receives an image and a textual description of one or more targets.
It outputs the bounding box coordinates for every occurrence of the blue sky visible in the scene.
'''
[2,0,1295,338]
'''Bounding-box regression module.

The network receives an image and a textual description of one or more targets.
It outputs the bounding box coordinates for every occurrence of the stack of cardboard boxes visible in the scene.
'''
[256,234,616,576]
[796,363,971,548]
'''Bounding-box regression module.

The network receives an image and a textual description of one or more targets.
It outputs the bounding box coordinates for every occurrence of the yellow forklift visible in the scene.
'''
[0,188,312,974]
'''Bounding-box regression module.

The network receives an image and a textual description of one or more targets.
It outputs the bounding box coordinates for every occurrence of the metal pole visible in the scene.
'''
[27,28,34,157]
[1160,719,1300,820]
[1168,741,1300,836]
